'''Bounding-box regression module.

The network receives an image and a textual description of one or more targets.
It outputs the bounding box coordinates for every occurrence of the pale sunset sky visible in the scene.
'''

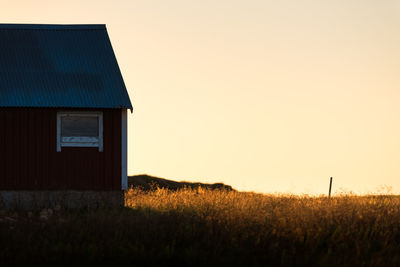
[2,0,400,195]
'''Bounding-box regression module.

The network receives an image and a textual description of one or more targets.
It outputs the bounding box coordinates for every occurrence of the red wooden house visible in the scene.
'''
[0,24,132,208]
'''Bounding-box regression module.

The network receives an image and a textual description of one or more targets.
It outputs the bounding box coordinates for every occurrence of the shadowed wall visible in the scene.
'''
[0,108,121,190]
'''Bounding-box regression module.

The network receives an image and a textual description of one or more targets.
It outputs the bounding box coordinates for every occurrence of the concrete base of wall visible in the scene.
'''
[0,191,123,210]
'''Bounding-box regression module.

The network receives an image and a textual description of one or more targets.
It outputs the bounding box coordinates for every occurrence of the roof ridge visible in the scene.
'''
[0,24,106,30]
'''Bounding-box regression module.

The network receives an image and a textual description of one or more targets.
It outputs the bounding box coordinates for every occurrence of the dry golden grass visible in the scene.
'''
[124,187,400,266]
[0,187,399,266]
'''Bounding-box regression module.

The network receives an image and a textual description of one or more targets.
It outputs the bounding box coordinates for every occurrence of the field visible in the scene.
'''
[0,187,400,266]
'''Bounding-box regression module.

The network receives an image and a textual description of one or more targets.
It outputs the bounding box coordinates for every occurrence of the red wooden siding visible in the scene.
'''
[0,108,121,191]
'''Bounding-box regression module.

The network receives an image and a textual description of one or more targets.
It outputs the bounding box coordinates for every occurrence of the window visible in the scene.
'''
[57,112,103,152]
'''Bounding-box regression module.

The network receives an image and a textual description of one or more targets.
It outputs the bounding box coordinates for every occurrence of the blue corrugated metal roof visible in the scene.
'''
[0,24,133,109]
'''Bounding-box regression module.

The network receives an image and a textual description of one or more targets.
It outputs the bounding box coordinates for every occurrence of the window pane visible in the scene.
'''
[61,116,99,137]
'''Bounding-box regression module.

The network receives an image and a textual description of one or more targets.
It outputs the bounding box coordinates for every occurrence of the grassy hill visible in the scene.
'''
[128,174,234,191]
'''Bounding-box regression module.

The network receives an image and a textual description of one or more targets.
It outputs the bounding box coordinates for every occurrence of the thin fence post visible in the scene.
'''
[328,177,333,198]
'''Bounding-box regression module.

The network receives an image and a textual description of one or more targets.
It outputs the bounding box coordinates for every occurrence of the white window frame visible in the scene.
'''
[57,111,103,152]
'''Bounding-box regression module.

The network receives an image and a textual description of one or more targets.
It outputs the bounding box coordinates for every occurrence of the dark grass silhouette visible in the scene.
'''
[0,186,399,266]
